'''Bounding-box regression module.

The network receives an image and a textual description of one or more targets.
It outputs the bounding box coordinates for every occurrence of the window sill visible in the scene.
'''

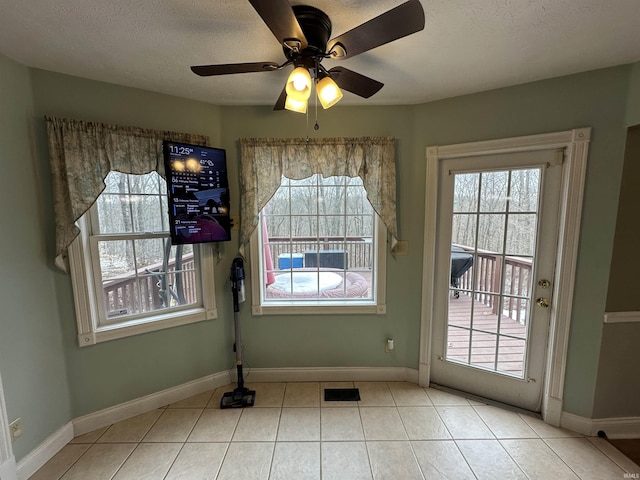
[78,307,217,346]
[252,303,386,316]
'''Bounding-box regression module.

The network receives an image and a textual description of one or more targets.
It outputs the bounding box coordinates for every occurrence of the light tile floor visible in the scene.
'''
[29,382,640,479]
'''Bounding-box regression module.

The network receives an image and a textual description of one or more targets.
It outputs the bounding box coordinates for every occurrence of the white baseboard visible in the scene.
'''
[16,423,73,480]
[604,311,640,324]
[238,366,419,384]
[0,456,17,480]
[73,371,231,437]
[561,411,640,438]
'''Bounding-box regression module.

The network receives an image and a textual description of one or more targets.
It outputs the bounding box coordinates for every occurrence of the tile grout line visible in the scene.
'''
[160,441,188,480]
[393,384,429,480]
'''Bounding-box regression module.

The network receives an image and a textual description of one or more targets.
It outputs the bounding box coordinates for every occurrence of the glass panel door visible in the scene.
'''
[430,148,563,411]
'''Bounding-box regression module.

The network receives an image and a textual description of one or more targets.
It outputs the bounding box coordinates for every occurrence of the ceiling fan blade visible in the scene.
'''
[190,62,279,76]
[273,87,287,110]
[328,67,383,98]
[327,0,425,59]
[248,0,308,50]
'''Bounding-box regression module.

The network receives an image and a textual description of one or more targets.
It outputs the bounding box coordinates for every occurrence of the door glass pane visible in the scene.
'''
[504,260,533,298]
[479,171,508,212]
[470,332,497,369]
[509,169,540,212]
[499,297,529,337]
[453,173,479,212]
[477,214,505,253]
[452,214,477,248]
[498,337,526,377]
[506,214,537,256]
[447,326,470,363]
[446,166,540,379]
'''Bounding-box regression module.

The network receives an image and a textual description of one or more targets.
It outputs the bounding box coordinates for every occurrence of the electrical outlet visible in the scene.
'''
[9,418,23,442]
[231,215,240,231]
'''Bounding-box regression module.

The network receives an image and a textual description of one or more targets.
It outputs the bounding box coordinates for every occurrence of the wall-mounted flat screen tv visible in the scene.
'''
[163,141,231,244]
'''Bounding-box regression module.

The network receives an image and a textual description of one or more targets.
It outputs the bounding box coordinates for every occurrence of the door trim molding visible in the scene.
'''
[0,371,17,480]
[419,127,591,424]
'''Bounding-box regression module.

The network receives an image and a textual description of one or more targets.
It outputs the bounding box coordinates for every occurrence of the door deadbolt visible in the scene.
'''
[538,279,551,289]
[536,297,550,308]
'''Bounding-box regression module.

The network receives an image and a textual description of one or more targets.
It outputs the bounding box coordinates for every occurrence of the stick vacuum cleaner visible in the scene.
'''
[220,257,256,409]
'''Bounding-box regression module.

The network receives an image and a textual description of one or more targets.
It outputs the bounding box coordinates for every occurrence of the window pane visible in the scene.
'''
[291,215,318,237]
[261,175,376,304]
[132,195,166,233]
[134,238,165,271]
[89,171,206,329]
[346,214,373,237]
[99,239,134,279]
[319,216,345,238]
[129,172,161,194]
[103,171,128,194]
[319,186,345,215]
[266,215,291,238]
[290,186,317,215]
[99,238,198,319]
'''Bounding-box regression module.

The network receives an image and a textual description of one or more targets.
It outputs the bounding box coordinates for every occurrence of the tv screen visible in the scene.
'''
[164,141,231,244]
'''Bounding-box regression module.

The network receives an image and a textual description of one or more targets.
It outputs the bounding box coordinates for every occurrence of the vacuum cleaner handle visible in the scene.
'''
[230,257,245,312]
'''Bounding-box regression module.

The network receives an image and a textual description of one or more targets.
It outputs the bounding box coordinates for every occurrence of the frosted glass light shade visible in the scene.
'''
[316,76,343,109]
[284,95,308,113]
[285,67,312,101]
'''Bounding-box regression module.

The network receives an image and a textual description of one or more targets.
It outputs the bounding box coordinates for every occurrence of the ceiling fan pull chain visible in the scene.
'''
[314,79,320,130]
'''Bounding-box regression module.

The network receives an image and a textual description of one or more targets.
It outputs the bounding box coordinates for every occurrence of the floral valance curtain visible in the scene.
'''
[238,136,398,248]
[45,116,208,270]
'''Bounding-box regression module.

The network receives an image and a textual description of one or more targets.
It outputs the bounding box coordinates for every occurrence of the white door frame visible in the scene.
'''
[419,127,591,425]
[0,370,17,480]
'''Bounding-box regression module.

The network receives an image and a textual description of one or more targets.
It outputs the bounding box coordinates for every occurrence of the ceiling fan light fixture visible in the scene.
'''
[284,95,308,113]
[285,66,312,101]
[316,76,343,109]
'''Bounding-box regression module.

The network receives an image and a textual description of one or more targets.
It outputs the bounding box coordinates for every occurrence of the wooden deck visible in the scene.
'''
[446,292,528,377]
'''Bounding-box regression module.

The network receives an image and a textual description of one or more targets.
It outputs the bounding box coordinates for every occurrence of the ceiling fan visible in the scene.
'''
[191,0,425,112]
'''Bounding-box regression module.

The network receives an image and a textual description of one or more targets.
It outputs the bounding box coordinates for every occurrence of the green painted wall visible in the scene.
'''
[0,55,72,460]
[28,69,236,417]
[595,123,640,418]
[412,66,631,418]
[221,66,631,418]
[220,106,422,370]
[626,62,640,126]
[1,59,635,455]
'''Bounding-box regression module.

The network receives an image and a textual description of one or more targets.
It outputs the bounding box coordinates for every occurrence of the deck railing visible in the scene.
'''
[455,245,532,325]
[265,236,373,270]
[103,254,197,317]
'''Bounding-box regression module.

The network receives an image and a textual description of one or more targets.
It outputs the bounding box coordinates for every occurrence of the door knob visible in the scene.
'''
[536,297,550,308]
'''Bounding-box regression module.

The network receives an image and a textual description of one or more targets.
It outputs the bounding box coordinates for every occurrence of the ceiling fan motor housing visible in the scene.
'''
[285,5,332,61]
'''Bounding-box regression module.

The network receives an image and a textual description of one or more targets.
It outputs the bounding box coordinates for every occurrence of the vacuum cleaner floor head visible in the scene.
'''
[220,387,256,409]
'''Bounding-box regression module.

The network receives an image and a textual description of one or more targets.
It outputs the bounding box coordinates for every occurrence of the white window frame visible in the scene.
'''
[68,180,217,347]
[249,178,387,316]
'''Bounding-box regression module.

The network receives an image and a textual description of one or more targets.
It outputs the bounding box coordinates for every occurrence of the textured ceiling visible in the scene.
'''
[1,0,639,106]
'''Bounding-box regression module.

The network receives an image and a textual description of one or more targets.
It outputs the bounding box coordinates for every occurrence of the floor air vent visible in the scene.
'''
[324,388,361,402]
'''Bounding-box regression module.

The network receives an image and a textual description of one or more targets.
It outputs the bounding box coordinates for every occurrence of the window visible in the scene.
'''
[250,174,386,315]
[69,171,216,346]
